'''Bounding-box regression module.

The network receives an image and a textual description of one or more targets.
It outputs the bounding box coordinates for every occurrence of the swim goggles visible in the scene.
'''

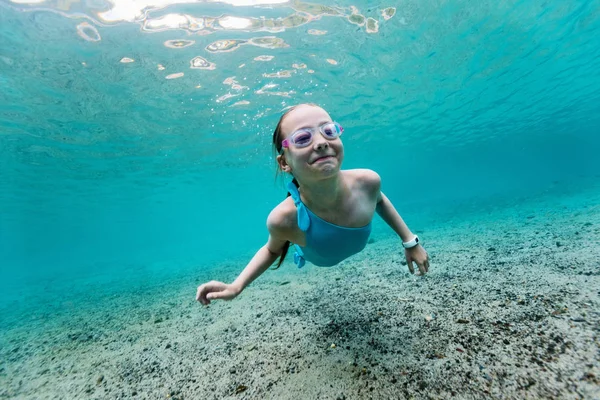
[281,122,343,150]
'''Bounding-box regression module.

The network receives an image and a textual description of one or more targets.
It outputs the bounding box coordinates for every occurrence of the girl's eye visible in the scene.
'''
[294,131,312,144]
[322,123,338,137]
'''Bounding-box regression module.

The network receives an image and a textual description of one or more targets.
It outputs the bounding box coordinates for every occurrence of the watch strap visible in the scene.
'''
[402,235,420,249]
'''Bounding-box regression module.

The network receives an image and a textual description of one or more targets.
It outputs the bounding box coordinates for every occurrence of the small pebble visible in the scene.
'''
[235,385,247,394]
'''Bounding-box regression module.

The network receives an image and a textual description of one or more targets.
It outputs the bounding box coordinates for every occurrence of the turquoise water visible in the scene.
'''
[1,0,600,309]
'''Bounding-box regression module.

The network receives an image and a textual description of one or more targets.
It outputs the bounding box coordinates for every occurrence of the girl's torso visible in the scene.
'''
[277,169,379,249]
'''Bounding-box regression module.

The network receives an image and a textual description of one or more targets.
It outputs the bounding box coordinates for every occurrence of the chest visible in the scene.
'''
[288,195,376,246]
[313,198,374,227]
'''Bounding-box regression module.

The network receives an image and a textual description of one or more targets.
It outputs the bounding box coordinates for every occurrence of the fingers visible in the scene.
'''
[406,255,415,274]
[196,281,222,305]
[196,284,209,305]
[417,260,427,276]
[207,291,226,301]
[405,246,430,276]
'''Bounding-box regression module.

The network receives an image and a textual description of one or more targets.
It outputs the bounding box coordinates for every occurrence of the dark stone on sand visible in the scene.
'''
[154,318,163,324]
[279,281,291,286]
[488,247,496,252]
[556,241,562,247]
[165,343,171,349]
[235,385,247,394]
[456,319,470,324]
[229,367,236,374]
[524,377,537,388]
[368,238,376,244]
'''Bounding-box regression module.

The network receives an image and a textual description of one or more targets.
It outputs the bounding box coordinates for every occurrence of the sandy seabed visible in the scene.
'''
[1,188,599,400]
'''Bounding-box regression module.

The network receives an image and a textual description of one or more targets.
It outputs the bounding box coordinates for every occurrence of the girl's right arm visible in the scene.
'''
[196,212,291,305]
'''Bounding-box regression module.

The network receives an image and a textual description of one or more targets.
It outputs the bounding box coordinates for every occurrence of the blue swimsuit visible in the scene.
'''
[287,182,372,268]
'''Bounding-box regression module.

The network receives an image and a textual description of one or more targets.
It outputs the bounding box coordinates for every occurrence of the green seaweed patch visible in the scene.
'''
[291,3,343,17]
[348,13,365,26]
[281,13,311,28]
[164,39,195,48]
[190,56,216,70]
[263,70,293,78]
[248,36,289,49]
[366,17,379,33]
[206,39,247,53]
[382,7,396,20]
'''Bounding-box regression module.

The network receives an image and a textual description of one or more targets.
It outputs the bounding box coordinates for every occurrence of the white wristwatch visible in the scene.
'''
[402,235,420,249]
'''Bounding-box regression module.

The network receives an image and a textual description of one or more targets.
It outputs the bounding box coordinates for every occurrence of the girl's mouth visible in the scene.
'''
[312,155,334,163]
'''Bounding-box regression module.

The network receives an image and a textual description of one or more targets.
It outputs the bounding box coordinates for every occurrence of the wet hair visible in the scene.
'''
[271,103,318,268]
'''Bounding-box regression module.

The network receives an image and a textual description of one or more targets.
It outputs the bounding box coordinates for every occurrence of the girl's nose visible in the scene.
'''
[313,136,330,150]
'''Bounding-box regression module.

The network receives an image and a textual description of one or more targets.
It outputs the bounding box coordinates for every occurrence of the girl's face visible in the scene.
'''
[277,105,344,183]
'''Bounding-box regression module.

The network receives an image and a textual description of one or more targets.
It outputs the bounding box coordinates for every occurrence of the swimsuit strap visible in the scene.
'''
[287,182,310,231]
[287,181,309,269]
[293,245,306,269]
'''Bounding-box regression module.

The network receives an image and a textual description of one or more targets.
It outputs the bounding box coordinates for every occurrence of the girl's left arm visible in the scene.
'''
[375,190,415,243]
[366,170,430,275]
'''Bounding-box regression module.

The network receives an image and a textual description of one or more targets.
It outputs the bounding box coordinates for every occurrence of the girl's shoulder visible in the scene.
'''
[343,168,382,194]
[266,196,299,234]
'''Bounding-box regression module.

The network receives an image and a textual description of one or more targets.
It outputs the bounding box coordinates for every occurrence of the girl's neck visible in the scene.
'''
[298,173,348,211]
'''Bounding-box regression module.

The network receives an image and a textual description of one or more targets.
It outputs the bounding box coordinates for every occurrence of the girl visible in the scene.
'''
[196,104,429,305]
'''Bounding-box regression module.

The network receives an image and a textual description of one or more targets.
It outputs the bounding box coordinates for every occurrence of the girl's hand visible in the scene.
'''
[196,281,241,305]
[405,245,429,275]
